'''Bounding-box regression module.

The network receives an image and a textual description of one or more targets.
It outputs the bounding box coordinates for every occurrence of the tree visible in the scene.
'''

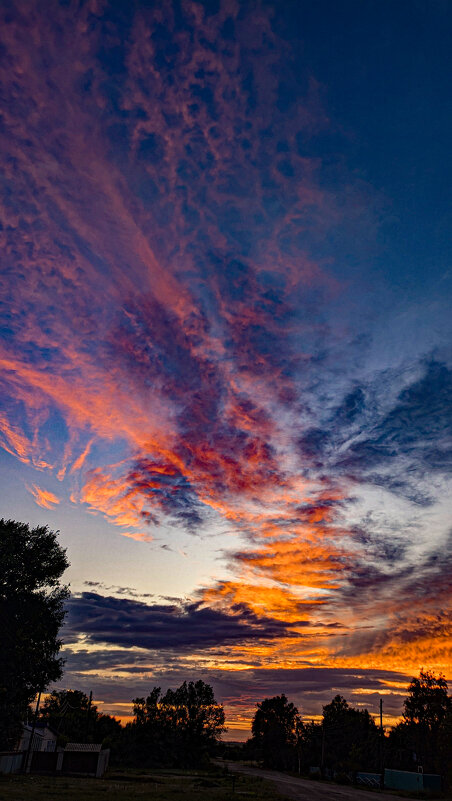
[388,671,452,774]
[129,680,225,767]
[251,694,301,769]
[438,705,452,788]
[322,694,378,774]
[0,519,69,748]
[296,719,323,774]
[39,689,121,748]
[403,670,450,730]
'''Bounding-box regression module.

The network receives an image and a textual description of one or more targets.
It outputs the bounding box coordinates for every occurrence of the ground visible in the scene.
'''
[1,765,450,801]
[0,768,286,801]
[221,762,451,801]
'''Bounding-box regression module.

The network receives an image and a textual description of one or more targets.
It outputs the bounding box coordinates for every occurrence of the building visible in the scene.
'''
[16,722,58,753]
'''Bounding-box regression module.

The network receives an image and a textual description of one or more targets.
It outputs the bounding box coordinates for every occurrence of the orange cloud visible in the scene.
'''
[200,580,323,623]
[27,484,60,510]
[0,413,31,464]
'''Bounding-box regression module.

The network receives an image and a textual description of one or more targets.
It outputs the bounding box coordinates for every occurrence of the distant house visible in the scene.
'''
[34,723,58,751]
[0,723,59,775]
[17,722,58,753]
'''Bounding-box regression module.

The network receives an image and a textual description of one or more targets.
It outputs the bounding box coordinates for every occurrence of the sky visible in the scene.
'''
[0,0,451,738]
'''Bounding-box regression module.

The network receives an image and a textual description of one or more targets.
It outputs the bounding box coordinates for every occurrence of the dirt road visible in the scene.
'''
[219,762,400,801]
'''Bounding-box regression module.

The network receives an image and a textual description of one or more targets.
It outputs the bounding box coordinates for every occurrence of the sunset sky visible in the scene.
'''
[1,0,451,738]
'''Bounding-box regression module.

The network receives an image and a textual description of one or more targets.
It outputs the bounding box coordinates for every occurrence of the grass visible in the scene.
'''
[0,767,288,801]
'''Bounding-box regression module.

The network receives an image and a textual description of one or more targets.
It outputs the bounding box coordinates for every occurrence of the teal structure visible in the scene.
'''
[384,768,441,792]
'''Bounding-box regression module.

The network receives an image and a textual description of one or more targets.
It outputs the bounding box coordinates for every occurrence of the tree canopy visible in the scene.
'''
[251,694,301,769]
[321,694,378,774]
[0,519,69,748]
[129,680,225,767]
[403,670,450,729]
[39,689,121,747]
[388,670,452,775]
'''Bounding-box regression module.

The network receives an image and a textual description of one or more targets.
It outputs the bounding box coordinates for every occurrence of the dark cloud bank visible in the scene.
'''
[65,591,298,650]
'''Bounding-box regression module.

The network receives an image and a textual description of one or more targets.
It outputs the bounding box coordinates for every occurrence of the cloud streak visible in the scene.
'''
[27,484,60,510]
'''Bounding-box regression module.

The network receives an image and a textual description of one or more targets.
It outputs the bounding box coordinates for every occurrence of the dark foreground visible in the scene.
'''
[0,768,286,801]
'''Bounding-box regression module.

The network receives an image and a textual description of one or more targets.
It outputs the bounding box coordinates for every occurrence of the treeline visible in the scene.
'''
[243,692,380,777]
[1,519,225,766]
[36,669,452,786]
[37,680,225,768]
[232,670,452,785]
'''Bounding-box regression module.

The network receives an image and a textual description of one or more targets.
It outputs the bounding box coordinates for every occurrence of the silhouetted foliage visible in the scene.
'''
[39,689,121,751]
[217,740,247,761]
[403,670,450,729]
[249,677,452,785]
[321,694,379,774]
[250,694,301,769]
[0,519,69,749]
[296,719,323,773]
[387,671,451,776]
[126,680,225,767]
[249,692,380,777]
[438,705,452,789]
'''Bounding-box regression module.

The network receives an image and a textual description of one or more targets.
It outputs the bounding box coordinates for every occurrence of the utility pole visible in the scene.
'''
[24,691,41,774]
[379,698,384,790]
[86,690,93,741]
[321,721,325,778]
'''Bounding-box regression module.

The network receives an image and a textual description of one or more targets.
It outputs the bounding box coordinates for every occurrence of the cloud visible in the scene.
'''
[27,483,60,510]
[299,359,452,502]
[0,0,351,541]
[56,645,412,726]
[83,581,155,599]
[64,591,299,651]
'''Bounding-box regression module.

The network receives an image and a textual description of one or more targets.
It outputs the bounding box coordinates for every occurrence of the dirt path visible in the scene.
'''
[217,762,400,801]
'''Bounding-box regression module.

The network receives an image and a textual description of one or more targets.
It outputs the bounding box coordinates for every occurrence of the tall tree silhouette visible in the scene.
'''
[388,671,451,774]
[321,694,378,774]
[0,519,69,748]
[251,694,300,769]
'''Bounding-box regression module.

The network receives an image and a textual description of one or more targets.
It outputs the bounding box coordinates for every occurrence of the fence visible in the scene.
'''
[356,771,381,789]
[0,752,25,774]
[0,746,109,778]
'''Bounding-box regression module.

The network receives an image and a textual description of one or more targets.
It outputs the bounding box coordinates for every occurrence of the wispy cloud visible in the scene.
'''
[27,484,60,510]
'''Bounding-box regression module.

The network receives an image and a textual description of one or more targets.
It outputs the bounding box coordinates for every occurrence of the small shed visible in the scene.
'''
[62,743,110,777]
